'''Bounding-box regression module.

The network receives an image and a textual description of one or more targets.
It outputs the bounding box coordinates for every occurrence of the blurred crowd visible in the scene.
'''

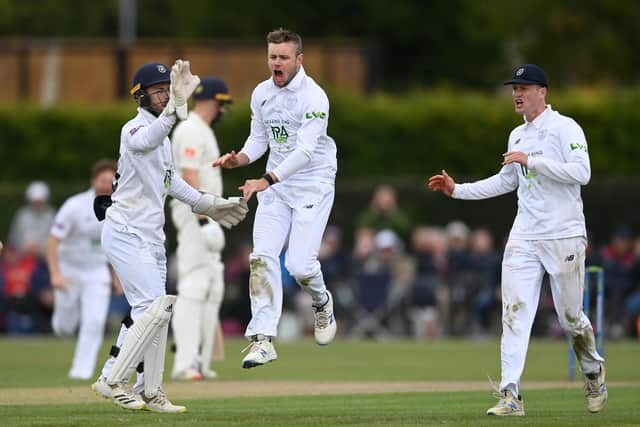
[3,181,640,340]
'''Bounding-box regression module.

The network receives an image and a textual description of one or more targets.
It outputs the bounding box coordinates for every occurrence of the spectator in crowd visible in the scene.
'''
[0,245,52,334]
[468,228,502,335]
[8,181,56,257]
[349,229,414,338]
[356,184,412,240]
[407,226,445,339]
[624,234,640,337]
[599,225,634,337]
[220,241,253,335]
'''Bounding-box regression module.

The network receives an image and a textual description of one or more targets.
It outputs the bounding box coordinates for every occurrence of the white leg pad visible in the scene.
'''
[106,295,176,385]
[143,322,168,396]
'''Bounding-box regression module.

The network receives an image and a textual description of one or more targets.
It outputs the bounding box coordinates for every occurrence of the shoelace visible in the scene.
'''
[584,377,601,397]
[146,388,168,405]
[314,304,331,328]
[241,339,267,354]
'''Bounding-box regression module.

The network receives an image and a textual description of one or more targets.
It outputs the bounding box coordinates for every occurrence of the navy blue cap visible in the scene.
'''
[192,77,232,103]
[130,62,171,94]
[504,64,548,87]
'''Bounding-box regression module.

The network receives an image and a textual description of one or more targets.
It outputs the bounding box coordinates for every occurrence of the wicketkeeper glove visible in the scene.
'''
[170,59,200,120]
[192,194,249,229]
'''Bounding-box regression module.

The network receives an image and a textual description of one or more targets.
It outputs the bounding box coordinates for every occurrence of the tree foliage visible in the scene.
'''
[1,0,640,89]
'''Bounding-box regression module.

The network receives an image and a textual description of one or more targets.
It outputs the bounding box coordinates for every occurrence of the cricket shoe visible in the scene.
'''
[241,334,278,369]
[584,365,608,413]
[201,368,218,380]
[91,375,112,399]
[110,383,146,411]
[171,367,204,381]
[141,388,187,413]
[486,391,524,416]
[313,290,337,345]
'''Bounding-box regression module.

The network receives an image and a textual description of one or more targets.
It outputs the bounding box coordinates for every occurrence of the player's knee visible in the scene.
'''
[286,260,320,283]
[558,310,590,336]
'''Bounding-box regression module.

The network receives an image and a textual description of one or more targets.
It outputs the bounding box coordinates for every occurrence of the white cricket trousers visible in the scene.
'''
[500,237,604,395]
[245,183,334,338]
[51,274,110,379]
[170,201,224,374]
[99,220,167,384]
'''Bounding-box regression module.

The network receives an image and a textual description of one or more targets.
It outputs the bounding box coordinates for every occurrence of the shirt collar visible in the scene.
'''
[138,107,158,123]
[272,65,306,91]
[189,111,209,128]
[524,104,552,129]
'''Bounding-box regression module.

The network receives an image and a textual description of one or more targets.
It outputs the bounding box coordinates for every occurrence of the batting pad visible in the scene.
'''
[143,322,169,396]
[106,295,176,385]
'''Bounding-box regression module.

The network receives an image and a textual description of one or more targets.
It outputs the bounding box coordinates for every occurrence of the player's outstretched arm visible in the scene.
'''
[427,169,456,197]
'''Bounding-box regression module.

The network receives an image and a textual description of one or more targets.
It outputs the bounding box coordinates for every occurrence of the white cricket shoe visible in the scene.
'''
[110,383,146,411]
[486,391,524,416]
[171,367,204,381]
[201,368,218,380]
[241,335,278,369]
[91,376,112,399]
[584,365,608,413]
[313,291,337,345]
[141,388,187,413]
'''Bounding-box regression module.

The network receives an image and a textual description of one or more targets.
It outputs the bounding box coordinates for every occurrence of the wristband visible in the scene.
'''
[263,173,275,186]
[198,217,209,226]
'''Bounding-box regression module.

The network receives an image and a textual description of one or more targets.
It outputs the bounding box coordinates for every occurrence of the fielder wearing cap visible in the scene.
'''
[428,63,607,416]
[169,76,233,381]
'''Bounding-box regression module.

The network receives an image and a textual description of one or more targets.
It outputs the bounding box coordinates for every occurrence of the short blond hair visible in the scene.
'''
[267,28,302,56]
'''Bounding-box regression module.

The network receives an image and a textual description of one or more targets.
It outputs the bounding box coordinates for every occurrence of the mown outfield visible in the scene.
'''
[0,337,638,426]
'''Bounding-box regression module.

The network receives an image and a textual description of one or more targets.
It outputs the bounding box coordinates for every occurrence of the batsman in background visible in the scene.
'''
[90,60,248,413]
[428,64,606,416]
[47,159,120,380]
[214,28,337,369]
[170,77,233,381]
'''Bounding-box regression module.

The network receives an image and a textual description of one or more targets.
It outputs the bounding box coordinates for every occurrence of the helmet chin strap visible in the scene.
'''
[135,90,162,117]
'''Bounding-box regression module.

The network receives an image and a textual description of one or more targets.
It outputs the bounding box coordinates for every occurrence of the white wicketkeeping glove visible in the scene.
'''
[170,59,200,120]
[192,194,249,229]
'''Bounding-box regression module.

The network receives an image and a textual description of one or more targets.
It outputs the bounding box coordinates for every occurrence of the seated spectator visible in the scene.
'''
[0,246,52,335]
[8,181,56,257]
[219,242,252,335]
[356,184,412,240]
[468,228,502,335]
[600,225,634,337]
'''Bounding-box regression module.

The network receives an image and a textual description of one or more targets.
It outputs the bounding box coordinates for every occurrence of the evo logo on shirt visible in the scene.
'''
[305,111,326,120]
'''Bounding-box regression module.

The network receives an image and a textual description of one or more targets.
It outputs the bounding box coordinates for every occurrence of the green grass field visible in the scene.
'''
[1,337,639,426]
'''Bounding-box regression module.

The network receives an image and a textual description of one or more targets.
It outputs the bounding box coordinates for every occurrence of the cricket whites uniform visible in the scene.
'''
[240,66,337,337]
[50,188,111,379]
[170,112,225,377]
[453,105,604,396]
[99,107,201,385]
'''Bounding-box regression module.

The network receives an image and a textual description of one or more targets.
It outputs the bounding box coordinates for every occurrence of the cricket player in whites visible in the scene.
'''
[47,159,119,380]
[428,64,607,416]
[170,77,233,380]
[90,60,248,413]
[214,28,337,368]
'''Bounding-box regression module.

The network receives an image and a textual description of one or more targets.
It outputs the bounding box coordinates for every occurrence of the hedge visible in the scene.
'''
[1,87,640,182]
